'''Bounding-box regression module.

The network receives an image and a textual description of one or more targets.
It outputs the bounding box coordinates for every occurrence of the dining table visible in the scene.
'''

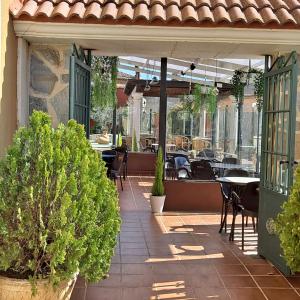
[210,163,255,176]
[216,176,259,186]
[216,176,260,237]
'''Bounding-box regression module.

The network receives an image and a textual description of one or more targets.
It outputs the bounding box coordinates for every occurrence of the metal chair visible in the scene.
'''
[231,182,259,250]
[219,168,249,234]
[114,146,128,180]
[174,156,191,179]
[197,148,215,159]
[189,160,216,180]
[110,152,124,190]
[222,157,239,164]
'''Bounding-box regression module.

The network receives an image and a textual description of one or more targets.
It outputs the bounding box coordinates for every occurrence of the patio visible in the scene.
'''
[71,177,300,300]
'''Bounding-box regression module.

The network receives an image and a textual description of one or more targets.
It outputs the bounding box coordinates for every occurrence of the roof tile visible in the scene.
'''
[10,0,300,29]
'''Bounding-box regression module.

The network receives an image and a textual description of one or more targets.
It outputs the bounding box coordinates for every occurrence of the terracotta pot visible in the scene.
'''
[150,195,166,213]
[0,274,77,300]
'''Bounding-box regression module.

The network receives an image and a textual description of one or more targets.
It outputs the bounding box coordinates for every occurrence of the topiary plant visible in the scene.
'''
[151,147,165,196]
[0,111,121,293]
[275,166,300,273]
[132,130,138,152]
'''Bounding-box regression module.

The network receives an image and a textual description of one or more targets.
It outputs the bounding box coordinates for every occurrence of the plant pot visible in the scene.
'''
[150,195,166,213]
[0,274,77,300]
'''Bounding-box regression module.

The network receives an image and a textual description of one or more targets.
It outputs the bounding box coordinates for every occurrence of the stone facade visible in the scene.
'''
[29,44,71,127]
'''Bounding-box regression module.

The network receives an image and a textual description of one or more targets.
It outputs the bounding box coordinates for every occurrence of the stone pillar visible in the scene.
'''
[28,44,72,127]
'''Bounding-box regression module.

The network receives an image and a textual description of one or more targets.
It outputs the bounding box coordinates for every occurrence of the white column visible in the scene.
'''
[17,37,29,127]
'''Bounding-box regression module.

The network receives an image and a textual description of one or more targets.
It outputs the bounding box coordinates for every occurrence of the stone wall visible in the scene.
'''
[29,44,71,127]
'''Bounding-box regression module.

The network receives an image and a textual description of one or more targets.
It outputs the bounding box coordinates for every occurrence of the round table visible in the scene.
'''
[216,176,260,236]
[216,176,259,186]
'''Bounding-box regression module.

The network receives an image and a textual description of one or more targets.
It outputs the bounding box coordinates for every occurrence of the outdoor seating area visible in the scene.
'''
[4,0,300,298]
[71,177,300,300]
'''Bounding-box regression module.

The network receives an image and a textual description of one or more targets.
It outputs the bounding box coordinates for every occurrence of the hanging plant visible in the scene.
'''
[254,71,264,112]
[174,84,217,115]
[92,56,118,108]
[192,84,203,113]
[205,86,218,115]
[231,70,245,102]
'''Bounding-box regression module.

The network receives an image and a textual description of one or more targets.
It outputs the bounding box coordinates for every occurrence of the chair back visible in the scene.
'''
[222,168,249,197]
[114,146,128,162]
[222,157,239,164]
[102,150,117,156]
[224,168,248,177]
[174,156,190,169]
[197,148,215,159]
[240,182,259,213]
[190,160,215,180]
[112,152,124,172]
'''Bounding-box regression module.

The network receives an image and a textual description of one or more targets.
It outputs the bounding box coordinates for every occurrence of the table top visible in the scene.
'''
[216,177,260,185]
[90,142,112,152]
[102,154,116,158]
[210,162,253,170]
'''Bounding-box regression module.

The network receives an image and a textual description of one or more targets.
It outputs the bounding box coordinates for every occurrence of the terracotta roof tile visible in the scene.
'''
[10,0,300,28]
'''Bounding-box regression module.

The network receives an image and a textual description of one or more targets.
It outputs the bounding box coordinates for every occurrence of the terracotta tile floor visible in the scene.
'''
[71,176,300,300]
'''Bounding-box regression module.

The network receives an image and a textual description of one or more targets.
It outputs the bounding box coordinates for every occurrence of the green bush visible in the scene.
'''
[275,166,300,273]
[132,130,138,152]
[151,147,165,196]
[0,111,121,291]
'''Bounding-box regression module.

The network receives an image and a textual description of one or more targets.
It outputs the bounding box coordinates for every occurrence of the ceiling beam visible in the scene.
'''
[120,57,234,77]
[119,58,228,82]
[118,64,214,86]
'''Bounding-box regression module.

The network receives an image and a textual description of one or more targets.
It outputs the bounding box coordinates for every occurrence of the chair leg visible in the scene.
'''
[229,211,235,241]
[123,164,126,180]
[219,199,225,233]
[252,217,256,232]
[224,202,228,233]
[120,175,123,191]
[242,213,245,251]
[246,216,248,226]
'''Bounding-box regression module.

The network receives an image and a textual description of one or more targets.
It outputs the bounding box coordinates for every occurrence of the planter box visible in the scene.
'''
[163,180,223,212]
[127,152,156,176]
[0,275,76,300]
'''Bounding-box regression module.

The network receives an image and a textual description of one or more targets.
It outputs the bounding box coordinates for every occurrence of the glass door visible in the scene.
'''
[258,53,298,275]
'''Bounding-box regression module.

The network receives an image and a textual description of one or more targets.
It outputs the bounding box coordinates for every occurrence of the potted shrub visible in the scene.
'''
[275,166,300,274]
[0,111,121,299]
[150,147,165,213]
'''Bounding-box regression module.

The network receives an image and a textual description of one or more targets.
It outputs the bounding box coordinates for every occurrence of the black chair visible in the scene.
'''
[197,148,215,159]
[110,152,124,190]
[174,156,191,179]
[222,157,239,164]
[231,182,259,250]
[165,159,176,179]
[189,160,216,180]
[114,146,128,180]
[219,168,249,234]
[102,150,117,176]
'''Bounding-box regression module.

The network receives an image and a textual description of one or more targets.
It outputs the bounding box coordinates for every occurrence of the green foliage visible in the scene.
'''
[91,56,118,108]
[132,130,138,152]
[275,166,300,273]
[205,86,218,115]
[254,71,264,112]
[0,111,121,291]
[172,84,217,116]
[192,84,202,113]
[231,70,245,101]
[151,148,165,196]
